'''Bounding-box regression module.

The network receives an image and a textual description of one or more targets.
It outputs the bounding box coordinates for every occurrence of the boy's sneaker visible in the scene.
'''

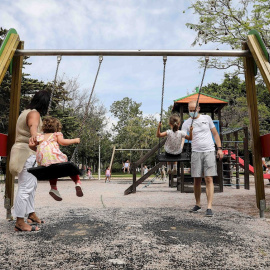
[75,183,84,197]
[49,189,62,201]
[190,205,201,213]
[205,209,213,217]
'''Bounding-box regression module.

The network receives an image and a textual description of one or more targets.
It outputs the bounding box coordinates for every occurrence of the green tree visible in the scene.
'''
[202,74,270,133]
[110,97,142,131]
[186,0,269,74]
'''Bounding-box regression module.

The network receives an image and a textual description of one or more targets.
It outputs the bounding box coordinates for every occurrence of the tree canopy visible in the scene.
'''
[186,0,270,75]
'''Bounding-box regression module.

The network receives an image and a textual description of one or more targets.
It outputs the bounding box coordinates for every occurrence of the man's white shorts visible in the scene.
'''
[191,151,217,178]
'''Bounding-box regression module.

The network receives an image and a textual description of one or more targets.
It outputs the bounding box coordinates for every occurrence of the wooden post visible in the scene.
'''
[217,108,223,192]
[180,162,185,192]
[211,110,214,120]
[243,127,250,190]
[227,134,232,186]
[132,164,136,193]
[234,131,240,189]
[243,42,265,216]
[176,161,181,191]
[109,145,115,171]
[5,41,24,220]
[218,108,223,141]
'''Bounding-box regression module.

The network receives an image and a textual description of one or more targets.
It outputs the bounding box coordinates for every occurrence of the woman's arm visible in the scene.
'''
[156,122,167,138]
[27,110,41,151]
[57,134,80,146]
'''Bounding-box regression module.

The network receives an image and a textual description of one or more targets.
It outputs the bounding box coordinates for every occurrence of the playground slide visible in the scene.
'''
[223,150,270,179]
[0,28,20,84]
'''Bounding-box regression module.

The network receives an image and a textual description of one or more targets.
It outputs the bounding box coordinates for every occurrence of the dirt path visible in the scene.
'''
[0,178,269,269]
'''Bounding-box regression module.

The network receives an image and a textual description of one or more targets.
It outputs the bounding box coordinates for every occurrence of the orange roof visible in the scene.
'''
[174,93,228,104]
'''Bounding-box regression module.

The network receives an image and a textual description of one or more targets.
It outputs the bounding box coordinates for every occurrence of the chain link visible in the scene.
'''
[159,56,167,154]
[70,56,103,162]
[160,56,167,124]
[47,55,62,115]
[186,56,209,157]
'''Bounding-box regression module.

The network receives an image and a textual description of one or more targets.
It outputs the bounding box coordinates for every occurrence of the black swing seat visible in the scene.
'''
[157,152,191,162]
[27,162,81,180]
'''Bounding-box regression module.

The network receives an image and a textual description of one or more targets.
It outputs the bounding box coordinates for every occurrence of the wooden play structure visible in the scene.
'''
[0,28,270,217]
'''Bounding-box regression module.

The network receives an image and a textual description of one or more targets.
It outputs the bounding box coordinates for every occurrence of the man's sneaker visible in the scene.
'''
[205,208,213,217]
[190,205,201,213]
[172,168,177,175]
[49,189,62,201]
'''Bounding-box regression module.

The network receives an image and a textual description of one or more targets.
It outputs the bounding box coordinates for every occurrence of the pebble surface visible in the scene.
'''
[0,178,269,269]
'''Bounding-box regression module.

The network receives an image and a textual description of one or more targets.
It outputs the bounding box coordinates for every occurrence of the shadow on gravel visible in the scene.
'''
[144,216,232,246]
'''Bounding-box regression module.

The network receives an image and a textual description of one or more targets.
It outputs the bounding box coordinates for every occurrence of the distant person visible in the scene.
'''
[33,116,83,201]
[262,157,267,172]
[156,115,193,174]
[105,167,111,182]
[143,165,149,175]
[123,160,130,173]
[87,166,93,179]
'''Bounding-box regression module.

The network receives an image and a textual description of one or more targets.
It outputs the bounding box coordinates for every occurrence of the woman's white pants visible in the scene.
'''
[12,155,37,218]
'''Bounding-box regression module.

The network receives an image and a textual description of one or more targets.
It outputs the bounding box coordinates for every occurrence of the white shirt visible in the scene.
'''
[164,130,187,155]
[182,115,215,152]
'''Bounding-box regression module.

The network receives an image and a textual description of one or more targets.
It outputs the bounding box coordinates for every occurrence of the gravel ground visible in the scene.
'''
[0,177,270,269]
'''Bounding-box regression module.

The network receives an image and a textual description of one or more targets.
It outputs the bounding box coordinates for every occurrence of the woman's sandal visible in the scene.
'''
[15,225,39,232]
[27,217,45,224]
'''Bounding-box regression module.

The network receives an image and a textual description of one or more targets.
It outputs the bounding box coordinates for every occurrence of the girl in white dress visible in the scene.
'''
[157,115,193,174]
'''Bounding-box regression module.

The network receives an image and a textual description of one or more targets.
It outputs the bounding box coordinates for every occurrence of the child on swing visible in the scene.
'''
[157,115,193,174]
[32,116,83,201]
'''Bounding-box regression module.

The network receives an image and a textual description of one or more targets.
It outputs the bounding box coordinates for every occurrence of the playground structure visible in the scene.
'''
[0,28,270,217]
[109,146,151,174]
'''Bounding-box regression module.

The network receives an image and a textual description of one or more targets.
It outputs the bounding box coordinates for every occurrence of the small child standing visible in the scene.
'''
[157,115,193,174]
[105,167,111,183]
[34,116,83,201]
[143,165,149,175]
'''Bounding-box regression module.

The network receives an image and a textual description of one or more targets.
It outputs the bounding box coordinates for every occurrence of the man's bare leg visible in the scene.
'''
[194,177,202,206]
[205,176,214,209]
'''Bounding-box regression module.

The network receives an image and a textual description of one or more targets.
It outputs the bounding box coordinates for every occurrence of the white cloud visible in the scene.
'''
[0,0,232,126]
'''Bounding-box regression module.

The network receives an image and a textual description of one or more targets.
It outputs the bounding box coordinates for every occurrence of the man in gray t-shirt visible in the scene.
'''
[182,100,223,217]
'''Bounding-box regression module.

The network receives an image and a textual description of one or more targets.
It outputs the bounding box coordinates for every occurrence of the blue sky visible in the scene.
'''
[0,0,232,125]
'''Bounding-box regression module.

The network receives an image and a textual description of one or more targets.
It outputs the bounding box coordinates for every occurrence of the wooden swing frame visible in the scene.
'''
[1,28,269,218]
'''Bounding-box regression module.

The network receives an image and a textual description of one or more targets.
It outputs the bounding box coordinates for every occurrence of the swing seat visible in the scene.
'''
[27,162,81,181]
[157,152,191,162]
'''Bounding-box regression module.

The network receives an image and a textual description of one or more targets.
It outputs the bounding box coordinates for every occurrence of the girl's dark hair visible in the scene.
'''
[169,115,181,132]
[42,116,62,133]
[27,90,50,116]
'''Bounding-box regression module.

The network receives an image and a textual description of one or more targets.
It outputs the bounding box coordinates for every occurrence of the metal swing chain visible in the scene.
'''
[47,55,62,115]
[160,56,167,124]
[31,55,62,168]
[186,56,209,157]
[70,56,103,163]
[158,56,167,155]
